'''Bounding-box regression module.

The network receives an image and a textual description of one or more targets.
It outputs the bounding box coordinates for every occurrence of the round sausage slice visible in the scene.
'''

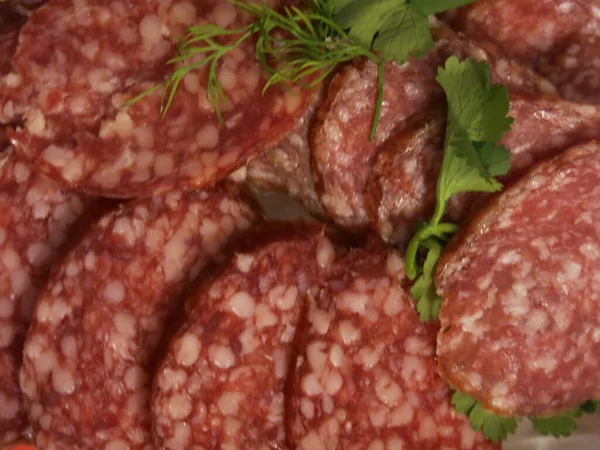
[311,24,557,232]
[0,148,88,446]
[19,190,256,449]
[152,222,335,450]
[436,140,600,416]
[2,0,315,197]
[288,243,498,450]
[442,0,600,103]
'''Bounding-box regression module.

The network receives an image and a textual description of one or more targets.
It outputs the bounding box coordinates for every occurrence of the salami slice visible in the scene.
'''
[19,190,256,449]
[152,222,334,450]
[247,86,326,219]
[443,0,600,103]
[312,23,557,232]
[364,115,446,247]
[436,140,600,416]
[1,0,316,197]
[0,6,25,76]
[288,243,498,450]
[0,148,88,445]
[365,97,600,247]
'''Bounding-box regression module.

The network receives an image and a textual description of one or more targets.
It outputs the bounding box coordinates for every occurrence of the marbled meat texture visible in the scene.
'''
[0,148,87,446]
[311,23,557,232]
[152,222,335,450]
[288,244,499,450]
[365,96,600,247]
[247,86,326,219]
[19,190,256,449]
[436,140,600,416]
[442,0,600,103]
[0,0,315,197]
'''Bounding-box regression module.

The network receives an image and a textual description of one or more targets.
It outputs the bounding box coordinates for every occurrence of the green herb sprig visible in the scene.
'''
[124,0,479,139]
[405,56,513,323]
[453,392,599,443]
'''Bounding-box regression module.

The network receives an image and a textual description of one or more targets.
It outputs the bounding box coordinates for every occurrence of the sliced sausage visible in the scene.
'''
[0,148,88,446]
[365,97,600,247]
[436,140,600,416]
[247,86,326,219]
[442,0,600,103]
[19,190,256,449]
[2,0,316,197]
[311,23,557,232]
[152,222,335,450]
[288,243,499,449]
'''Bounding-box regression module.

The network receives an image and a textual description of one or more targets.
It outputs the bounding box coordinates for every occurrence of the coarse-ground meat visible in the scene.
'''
[436,140,600,416]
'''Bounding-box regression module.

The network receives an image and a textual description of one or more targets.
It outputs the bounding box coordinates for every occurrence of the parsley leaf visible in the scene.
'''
[530,401,599,438]
[452,392,520,443]
[334,0,432,63]
[408,0,479,16]
[405,56,513,303]
[453,392,599,442]
[433,56,513,222]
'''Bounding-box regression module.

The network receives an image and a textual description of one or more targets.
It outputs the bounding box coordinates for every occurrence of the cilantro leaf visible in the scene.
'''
[435,130,508,208]
[408,0,479,16]
[452,392,520,444]
[437,56,514,143]
[374,6,433,61]
[530,401,600,438]
[431,56,513,223]
[334,0,433,63]
[530,415,578,438]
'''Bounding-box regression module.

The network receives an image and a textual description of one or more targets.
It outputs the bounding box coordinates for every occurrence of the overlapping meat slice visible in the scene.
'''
[436,140,600,416]
[311,24,558,232]
[19,190,256,449]
[0,148,88,446]
[247,87,326,219]
[1,0,316,197]
[365,97,600,246]
[288,243,499,450]
[442,0,600,103]
[152,222,335,449]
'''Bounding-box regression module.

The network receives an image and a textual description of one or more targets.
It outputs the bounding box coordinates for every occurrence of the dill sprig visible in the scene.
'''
[124,0,385,139]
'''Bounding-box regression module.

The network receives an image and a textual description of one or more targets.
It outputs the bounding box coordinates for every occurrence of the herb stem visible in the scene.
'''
[370,62,385,141]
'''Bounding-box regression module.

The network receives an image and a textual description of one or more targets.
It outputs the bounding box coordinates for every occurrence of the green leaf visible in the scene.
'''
[436,56,513,143]
[431,56,514,223]
[530,400,600,438]
[373,6,433,61]
[580,400,599,414]
[452,391,478,414]
[530,415,578,438]
[452,392,520,444]
[436,130,507,206]
[407,0,479,16]
[334,0,433,63]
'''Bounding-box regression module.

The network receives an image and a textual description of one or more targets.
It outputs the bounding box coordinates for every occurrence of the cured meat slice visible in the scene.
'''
[312,24,557,231]
[0,5,25,76]
[0,148,88,446]
[247,87,326,219]
[152,222,335,450]
[1,0,316,197]
[436,140,600,416]
[365,97,600,246]
[19,190,256,449]
[364,116,446,246]
[442,0,600,103]
[288,244,498,450]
